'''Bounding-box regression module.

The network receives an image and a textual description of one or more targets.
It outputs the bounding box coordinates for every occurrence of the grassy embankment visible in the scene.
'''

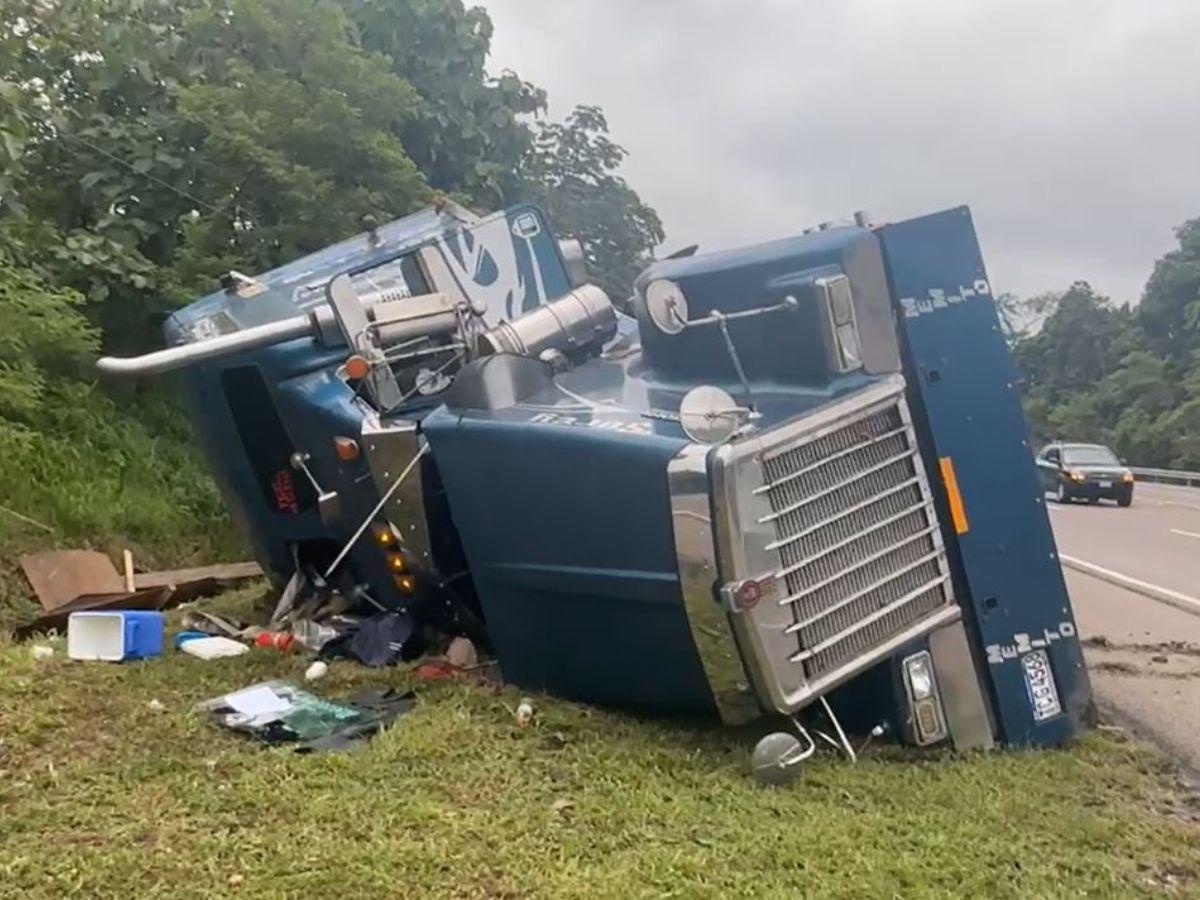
[1,587,1200,898]
[0,384,243,631]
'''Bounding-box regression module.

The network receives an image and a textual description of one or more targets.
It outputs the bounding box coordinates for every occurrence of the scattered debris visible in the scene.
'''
[1152,654,1171,664]
[412,659,462,681]
[131,560,263,598]
[445,636,478,668]
[304,661,328,682]
[198,681,414,752]
[122,548,136,593]
[181,610,255,640]
[148,699,167,713]
[254,632,295,652]
[319,611,417,667]
[269,569,307,626]
[516,697,535,727]
[291,616,353,652]
[30,644,54,660]
[21,549,127,609]
[67,610,164,661]
[19,550,261,635]
[181,636,251,660]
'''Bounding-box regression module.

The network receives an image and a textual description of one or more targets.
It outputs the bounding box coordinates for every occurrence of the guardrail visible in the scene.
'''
[1130,466,1200,487]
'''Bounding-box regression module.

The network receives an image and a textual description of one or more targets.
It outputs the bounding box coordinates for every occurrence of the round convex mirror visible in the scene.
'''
[751,731,806,786]
[679,384,743,444]
[644,279,689,335]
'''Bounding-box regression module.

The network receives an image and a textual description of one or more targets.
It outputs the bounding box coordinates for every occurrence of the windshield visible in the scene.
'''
[1062,446,1119,466]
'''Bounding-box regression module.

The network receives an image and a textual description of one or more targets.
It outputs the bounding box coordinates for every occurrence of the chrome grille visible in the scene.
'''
[759,396,952,683]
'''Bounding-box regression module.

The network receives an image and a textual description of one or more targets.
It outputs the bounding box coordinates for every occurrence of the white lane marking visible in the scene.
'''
[1171,528,1200,540]
[1060,554,1200,613]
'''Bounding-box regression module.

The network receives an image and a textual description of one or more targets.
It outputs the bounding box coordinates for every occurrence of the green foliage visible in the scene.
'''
[0,255,239,626]
[339,0,546,207]
[1138,219,1200,360]
[1013,220,1200,468]
[520,105,665,303]
[2,0,662,351]
[0,259,97,419]
[0,0,665,627]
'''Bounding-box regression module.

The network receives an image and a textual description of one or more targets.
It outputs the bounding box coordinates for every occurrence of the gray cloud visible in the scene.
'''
[479,0,1200,303]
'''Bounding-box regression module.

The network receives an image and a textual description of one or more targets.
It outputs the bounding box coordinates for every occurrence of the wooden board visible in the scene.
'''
[132,561,263,590]
[20,551,125,613]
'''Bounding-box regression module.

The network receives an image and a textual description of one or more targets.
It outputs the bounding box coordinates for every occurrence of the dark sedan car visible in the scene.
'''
[1035,442,1134,506]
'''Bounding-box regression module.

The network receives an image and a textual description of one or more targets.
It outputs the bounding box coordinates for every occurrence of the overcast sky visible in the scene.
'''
[479,0,1200,304]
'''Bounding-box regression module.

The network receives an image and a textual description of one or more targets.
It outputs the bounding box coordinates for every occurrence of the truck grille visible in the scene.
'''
[758,400,951,682]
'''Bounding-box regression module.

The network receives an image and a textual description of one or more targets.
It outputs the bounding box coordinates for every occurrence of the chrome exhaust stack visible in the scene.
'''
[96,289,462,380]
[96,313,321,378]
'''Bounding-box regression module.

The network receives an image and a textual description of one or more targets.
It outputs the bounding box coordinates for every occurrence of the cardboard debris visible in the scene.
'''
[20,550,125,613]
[17,550,264,634]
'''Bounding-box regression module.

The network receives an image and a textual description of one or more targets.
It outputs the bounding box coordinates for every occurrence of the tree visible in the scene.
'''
[2,0,436,350]
[0,256,98,421]
[1009,222,1200,468]
[1138,218,1200,361]
[519,105,664,302]
[2,0,666,353]
[1011,282,1127,396]
[337,0,545,208]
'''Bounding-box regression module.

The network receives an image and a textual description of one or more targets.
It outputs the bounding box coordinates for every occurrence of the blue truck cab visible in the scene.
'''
[100,201,1093,771]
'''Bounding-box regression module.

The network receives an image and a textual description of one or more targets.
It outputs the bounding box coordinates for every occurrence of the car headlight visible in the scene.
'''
[1122,471,1134,483]
[1068,469,1086,482]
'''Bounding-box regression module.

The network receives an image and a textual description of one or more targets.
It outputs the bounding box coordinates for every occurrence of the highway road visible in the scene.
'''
[1048,480,1200,772]
[1049,480,1200,605]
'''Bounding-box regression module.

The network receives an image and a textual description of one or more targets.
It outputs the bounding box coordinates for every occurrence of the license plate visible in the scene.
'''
[1098,480,1112,489]
[1022,649,1062,721]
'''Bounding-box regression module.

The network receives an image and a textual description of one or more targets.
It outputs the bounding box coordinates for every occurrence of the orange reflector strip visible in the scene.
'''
[939,456,969,535]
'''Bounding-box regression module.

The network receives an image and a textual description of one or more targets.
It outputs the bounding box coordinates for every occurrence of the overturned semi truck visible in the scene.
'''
[99,201,1093,778]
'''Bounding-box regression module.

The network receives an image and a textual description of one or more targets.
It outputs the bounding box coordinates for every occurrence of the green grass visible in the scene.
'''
[2,589,1199,898]
[0,383,244,632]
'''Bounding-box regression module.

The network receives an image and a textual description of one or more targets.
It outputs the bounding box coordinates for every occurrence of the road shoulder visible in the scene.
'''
[1067,567,1200,776]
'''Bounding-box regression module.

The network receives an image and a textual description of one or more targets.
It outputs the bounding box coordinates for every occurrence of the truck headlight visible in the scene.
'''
[902,650,948,745]
[904,652,936,700]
